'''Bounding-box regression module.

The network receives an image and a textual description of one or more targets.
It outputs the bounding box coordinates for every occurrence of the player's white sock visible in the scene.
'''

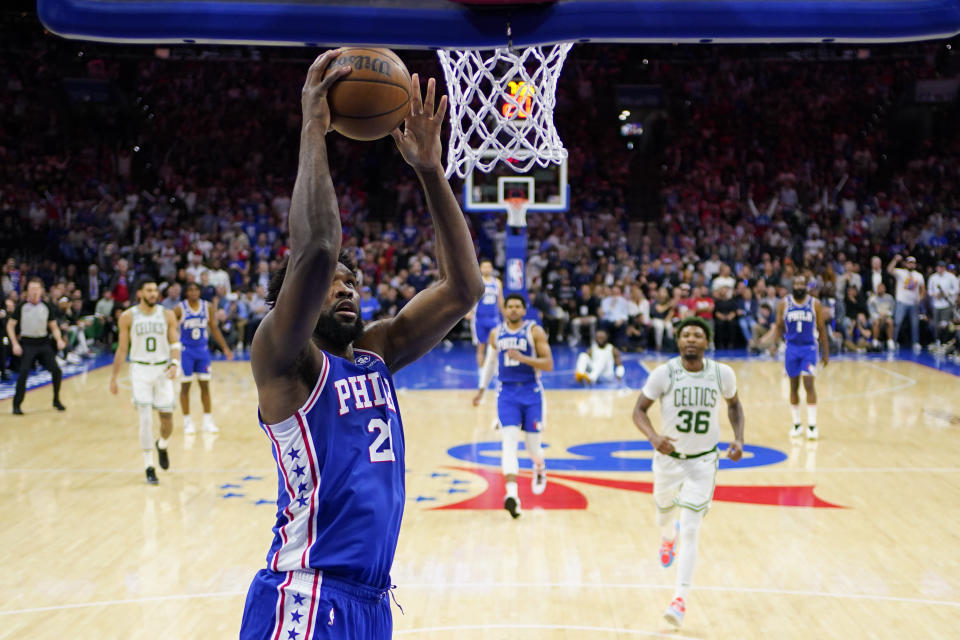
[675,508,704,600]
[790,404,801,425]
[807,404,817,427]
[142,451,154,468]
[505,480,518,499]
[203,413,213,422]
[658,507,677,541]
[501,427,520,476]
[157,437,170,450]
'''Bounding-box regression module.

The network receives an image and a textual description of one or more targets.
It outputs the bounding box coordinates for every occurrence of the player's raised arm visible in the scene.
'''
[251,50,351,381]
[109,310,132,395]
[361,74,483,371]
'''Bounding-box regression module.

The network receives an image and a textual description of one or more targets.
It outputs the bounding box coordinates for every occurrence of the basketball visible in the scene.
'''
[323,48,412,141]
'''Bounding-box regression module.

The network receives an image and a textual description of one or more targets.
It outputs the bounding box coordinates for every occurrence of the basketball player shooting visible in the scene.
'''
[632,317,745,628]
[239,51,483,640]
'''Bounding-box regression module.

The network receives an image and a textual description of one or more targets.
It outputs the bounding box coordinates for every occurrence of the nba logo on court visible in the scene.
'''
[507,258,524,290]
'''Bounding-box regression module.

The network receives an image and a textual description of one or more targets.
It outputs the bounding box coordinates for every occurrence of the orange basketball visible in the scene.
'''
[323,48,412,141]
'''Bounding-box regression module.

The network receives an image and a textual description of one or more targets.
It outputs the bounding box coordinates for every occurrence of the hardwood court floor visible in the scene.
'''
[1,358,958,639]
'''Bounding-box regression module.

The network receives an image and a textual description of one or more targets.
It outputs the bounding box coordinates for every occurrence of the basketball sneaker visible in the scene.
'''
[663,597,685,627]
[790,423,804,438]
[145,467,159,485]
[807,424,819,440]
[155,441,169,470]
[183,416,196,435]
[202,415,219,433]
[531,464,547,495]
[659,522,678,568]
[504,495,522,519]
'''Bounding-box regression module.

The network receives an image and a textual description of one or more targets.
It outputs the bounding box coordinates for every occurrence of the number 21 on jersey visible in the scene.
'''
[367,418,396,463]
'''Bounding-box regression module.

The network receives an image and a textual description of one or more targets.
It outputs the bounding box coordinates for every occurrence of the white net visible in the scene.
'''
[438,43,572,178]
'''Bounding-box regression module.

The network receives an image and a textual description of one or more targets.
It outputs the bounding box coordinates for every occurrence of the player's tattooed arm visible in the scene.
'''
[506,325,553,371]
[814,299,829,366]
[726,393,744,461]
[633,393,675,455]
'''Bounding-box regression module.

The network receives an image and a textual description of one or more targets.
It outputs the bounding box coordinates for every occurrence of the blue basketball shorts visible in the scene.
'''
[239,569,392,640]
[497,383,544,432]
[472,316,499,345]
[181,347,211,380]
[784,344,818,378]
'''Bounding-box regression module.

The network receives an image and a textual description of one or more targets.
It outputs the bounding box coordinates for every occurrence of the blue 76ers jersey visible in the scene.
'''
[179,300,209,350]
[497,320,539,385]
[784,295,817,346]
[259,348,405,589]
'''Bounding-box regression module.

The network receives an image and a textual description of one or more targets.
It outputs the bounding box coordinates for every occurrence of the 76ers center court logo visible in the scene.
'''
[408,440,844,511]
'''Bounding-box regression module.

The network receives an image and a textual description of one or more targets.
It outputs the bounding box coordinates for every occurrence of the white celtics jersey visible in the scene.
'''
[129,305,170,365]
[641,356,737,455]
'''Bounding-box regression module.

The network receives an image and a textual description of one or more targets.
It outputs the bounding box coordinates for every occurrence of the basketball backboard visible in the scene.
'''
[38,1,960,46]
[463,152,569,213]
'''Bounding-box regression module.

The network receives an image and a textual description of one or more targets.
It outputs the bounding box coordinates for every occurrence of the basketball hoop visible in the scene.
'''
[438,43,572,178]
[505,196,528,228]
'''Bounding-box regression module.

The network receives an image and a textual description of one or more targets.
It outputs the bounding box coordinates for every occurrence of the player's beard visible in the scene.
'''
[314,309,364,349]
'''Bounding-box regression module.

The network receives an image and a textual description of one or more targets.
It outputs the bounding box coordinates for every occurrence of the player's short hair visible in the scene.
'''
[504,293,527,308]
[265,250,359,309]
[675,317,713,342]
[479,257,493,265]
[184,281,201,292]
[136,276,157,292]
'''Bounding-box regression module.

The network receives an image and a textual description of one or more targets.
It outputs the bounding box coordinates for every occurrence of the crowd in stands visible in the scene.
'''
[2,13,959,381]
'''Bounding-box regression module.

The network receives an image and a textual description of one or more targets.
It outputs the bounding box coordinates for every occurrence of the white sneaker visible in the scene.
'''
[531,464,547,495]
[202,416,219,433]
[790,424,804,438]
[183,417,196,435]
[663,597,686,627]
[887,339,895,351]
[55,356,68,367]
[807,425,819,440]
[912,343,922,354]
[66,353,82,364]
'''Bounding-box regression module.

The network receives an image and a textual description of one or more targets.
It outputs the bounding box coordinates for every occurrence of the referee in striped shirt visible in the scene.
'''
[6,278,67,415]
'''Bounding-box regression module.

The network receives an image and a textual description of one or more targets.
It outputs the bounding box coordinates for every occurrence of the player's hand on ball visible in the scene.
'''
[391,74,447,172]
[651,433,676,455]
[727,440,744,462]
[302,49,350,133]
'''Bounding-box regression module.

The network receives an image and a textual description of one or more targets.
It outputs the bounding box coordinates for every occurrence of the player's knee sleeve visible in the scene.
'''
[138,405,154,450]
[679,507,704,543]
[501,427,520,476]
[523,431,544,464]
